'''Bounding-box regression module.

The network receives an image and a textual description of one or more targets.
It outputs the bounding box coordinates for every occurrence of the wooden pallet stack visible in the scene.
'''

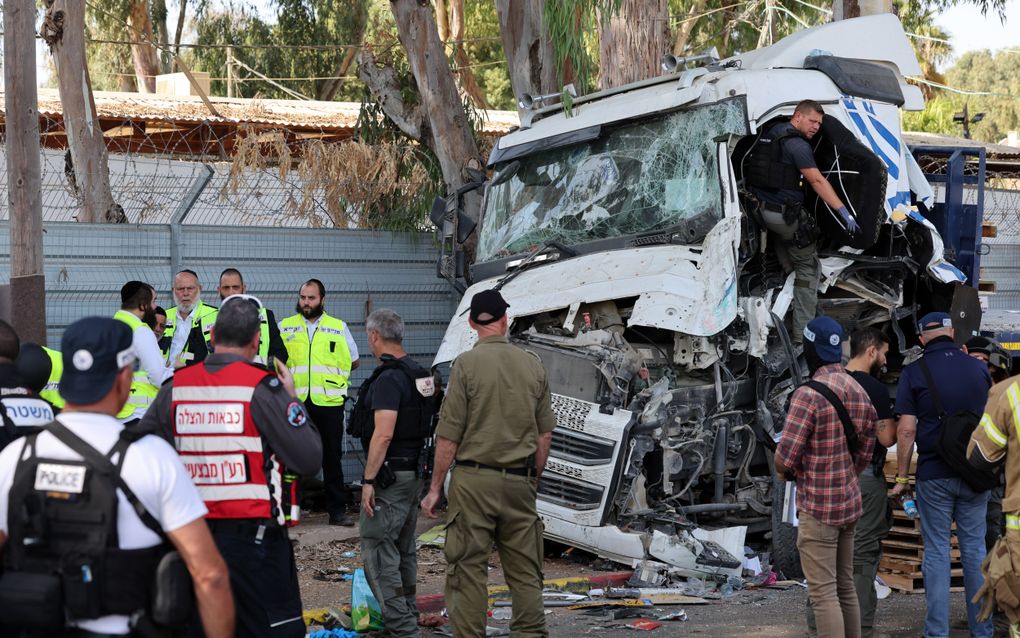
[877,475,965,594]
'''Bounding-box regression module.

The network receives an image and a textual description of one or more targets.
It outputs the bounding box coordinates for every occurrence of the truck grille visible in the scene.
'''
[551,394,594,432]
[550,430,614,465]
[538,475,603,510]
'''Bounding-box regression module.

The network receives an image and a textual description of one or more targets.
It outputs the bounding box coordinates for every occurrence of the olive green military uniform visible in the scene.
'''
[437,335,557,638]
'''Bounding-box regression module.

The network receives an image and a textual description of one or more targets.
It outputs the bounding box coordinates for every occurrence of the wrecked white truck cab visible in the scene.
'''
[432,15,961,580]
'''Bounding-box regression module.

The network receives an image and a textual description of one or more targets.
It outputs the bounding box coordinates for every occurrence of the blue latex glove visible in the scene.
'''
[837,206,860,235]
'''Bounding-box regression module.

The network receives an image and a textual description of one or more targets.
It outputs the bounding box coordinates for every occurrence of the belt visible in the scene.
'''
[385,456,418,472]
[207,518,284,539]
[458,460,532,477]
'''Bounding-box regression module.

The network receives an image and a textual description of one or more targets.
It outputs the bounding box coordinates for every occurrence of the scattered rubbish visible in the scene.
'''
[320,607,352,631]
[417,523,448,549]
[490,607,512,620]
[566,600,652,611]
[435,626,510,637]
[351,569,383,632]
[635,590,708,606]
[606,587,641,599]
[588,588,605,597]
[744,555,763,575]
[626,619,662,631]
[307,630,359,638]
[418,613,447,628]
[656,610,688,622]
[339,550,358,559]
[311,566,353,582]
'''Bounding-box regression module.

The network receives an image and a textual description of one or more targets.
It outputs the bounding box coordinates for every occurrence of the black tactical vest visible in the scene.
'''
[348,358,440,451]
[745,125,807,195]
[0,424,166,627]
[0,387,56,451]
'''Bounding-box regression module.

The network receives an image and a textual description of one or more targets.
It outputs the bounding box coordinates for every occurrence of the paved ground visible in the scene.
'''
[292,511,984,637]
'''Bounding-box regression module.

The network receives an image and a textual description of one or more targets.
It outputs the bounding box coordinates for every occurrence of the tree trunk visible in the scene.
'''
[757,0,776,48]
[127,0,160,92]
[318,46,358,101]
[599,0,669,89]
[674,0,709,55]
[42,0,125,223]
[173,0,187,65]
[495,0,558,112]
[434,0,451,41]
[4,0,47,343]
[151,0,171,73]
[386,0,483,227]
[832,0,893,20]
[448,0,490,109]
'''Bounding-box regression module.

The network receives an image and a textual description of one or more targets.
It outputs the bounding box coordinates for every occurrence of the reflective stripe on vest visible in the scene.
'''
[163,302,218,360]
[114,310,159,420]
[171,360,282,523]
[41,347,64,409]
[279,313,352,406]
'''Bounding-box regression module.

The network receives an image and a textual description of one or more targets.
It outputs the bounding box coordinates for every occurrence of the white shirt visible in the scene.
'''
[303,315,359,363]
[167,307,193,365]
[0,412,208,635]
[125,323,174,424]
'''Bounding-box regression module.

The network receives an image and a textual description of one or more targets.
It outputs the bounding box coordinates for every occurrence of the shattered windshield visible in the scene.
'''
[478,98,748,260]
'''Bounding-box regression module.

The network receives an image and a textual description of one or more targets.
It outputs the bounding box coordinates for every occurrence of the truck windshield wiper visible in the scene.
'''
[494,240,576,292]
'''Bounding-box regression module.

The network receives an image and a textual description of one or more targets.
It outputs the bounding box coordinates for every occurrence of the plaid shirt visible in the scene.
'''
[776,363,878,526]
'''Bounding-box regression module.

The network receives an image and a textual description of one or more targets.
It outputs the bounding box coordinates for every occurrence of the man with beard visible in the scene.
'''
[775,316,877,638]
[161,269,217,369]
[216,268,288,366]
[280,279,360,525]
[114,281,173,425]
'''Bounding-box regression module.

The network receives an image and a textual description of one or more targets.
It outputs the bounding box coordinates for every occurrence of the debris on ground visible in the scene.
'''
[626,619,662,630]
[656,610,688,622]
[417,524,448,549]
[419,613,448,627]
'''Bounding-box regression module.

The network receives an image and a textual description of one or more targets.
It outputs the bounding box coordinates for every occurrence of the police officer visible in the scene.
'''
[279,279,360,526]
[161,269,218,369]
[745,99,860,344]
[421,289,556,638]
[115,281,173,425]
[0,321,56,450]
[141,295,323,638]
[0,317,234,637]
[354,309,438,638]
[967,336,1012,385]
[16,342,64,410]
[215,268,288,366]
[892,312,993,638]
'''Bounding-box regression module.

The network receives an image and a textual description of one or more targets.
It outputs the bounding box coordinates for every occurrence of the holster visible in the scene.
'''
[150,550,194,629]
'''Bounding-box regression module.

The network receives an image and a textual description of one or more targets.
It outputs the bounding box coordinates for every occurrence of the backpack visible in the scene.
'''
[918,359,997,492]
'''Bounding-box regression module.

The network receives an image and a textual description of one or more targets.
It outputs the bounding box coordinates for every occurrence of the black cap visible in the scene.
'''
[121,280,147,304]
[965,336,994,356]
[469,289,509,325]
[60,317,137,405]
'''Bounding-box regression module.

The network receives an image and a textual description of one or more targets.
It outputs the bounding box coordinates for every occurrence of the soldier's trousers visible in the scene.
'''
[360,471,422,638]
[444,465,548,638]
[853,471,892,628]
[762,206,818,343]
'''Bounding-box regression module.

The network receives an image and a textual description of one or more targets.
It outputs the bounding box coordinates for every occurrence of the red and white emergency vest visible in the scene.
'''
[171,361,284,524]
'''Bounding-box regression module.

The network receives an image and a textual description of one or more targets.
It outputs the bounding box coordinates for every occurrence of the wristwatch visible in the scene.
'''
[362,478,375,485]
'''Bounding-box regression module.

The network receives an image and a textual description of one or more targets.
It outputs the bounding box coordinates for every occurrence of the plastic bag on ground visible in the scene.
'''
[351,568,384,632]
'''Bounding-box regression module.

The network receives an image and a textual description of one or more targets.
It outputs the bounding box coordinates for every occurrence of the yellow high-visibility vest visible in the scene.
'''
[279,312,353,406]
[114,310,159,420]
[41,346,64,409]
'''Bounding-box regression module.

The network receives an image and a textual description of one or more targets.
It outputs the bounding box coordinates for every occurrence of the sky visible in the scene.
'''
[22,1,1020,89]
[936,0,1020,62]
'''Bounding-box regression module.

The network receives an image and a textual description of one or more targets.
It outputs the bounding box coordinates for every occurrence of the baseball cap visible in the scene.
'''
[918,311,953,332]
[803,316,844,363]
[469,289,509,325]
[60,317,137,405]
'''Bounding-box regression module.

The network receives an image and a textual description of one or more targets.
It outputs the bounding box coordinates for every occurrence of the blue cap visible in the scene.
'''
[918,311,953,332]
[60,318,137,405]
[803,316,844,363]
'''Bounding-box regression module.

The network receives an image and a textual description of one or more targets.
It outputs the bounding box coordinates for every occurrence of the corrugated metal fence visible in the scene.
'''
[0,222,458,480]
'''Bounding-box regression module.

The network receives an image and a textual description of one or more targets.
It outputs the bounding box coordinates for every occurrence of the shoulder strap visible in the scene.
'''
[804,380,860,455]
[917,358,947,418]
[45,420,167,541]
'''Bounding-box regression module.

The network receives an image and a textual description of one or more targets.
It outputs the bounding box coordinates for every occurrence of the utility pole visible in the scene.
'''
[226,45,235,98]
[3,0,47,344]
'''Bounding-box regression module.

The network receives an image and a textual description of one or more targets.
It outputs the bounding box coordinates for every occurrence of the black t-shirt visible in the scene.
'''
[363,354,422,457]
[850,370,893,472]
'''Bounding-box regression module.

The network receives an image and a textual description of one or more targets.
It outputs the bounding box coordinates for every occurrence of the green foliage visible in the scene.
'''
[543,0,621,94]
[902,96,962,136]
[943,50,1020,142]
[463,0,513,110]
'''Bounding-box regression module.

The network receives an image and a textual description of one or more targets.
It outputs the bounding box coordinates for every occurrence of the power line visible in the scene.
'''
[908,76,1020,100]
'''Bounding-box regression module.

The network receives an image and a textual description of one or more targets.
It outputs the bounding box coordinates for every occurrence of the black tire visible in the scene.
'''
[771,476,803,580]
